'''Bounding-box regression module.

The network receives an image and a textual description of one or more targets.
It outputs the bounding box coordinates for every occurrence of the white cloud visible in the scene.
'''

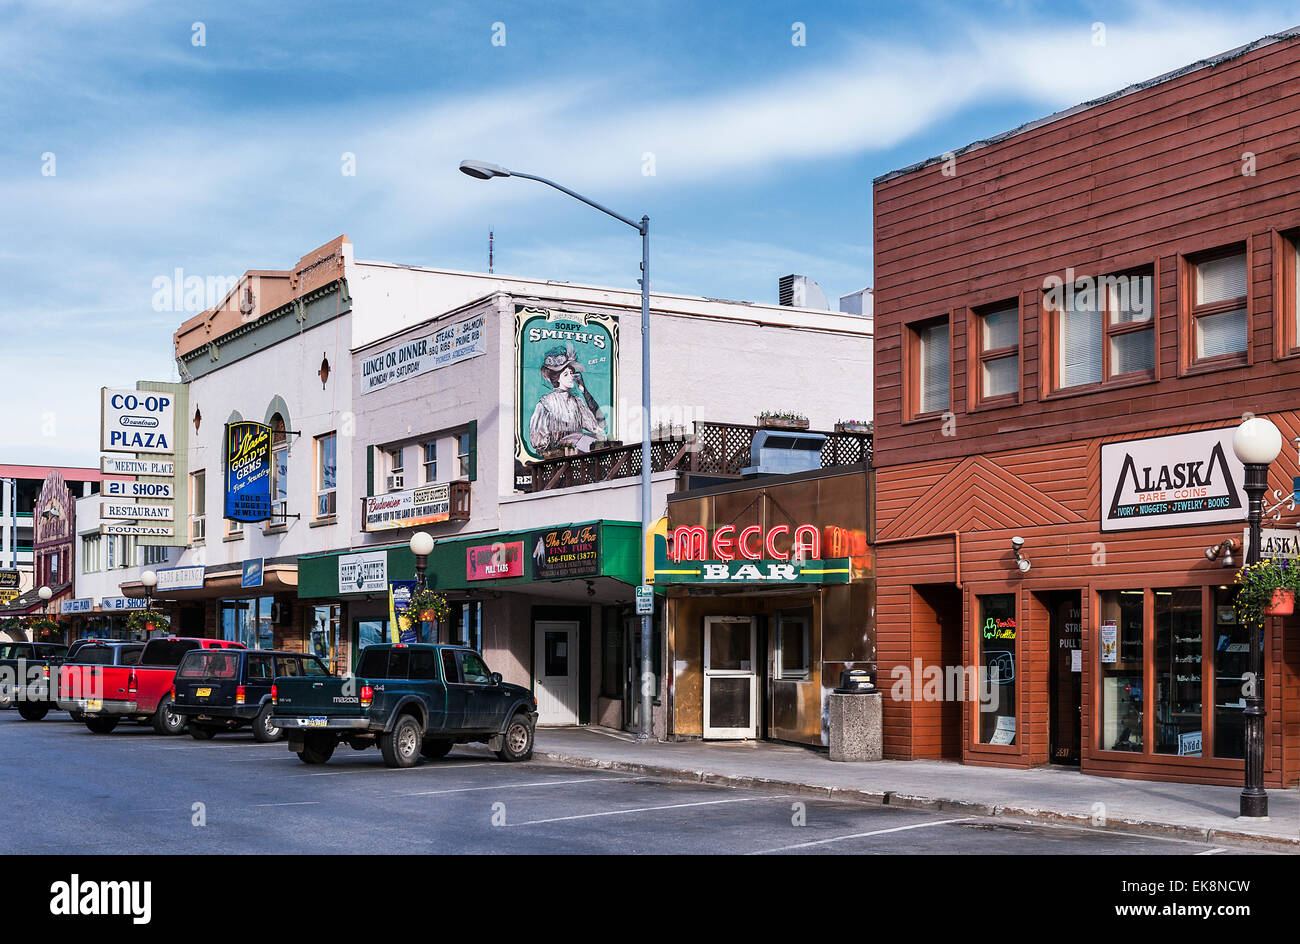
[1,4,1295,463]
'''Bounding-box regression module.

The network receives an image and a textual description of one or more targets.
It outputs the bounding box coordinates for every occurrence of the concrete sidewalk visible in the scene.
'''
[522,727,1299,850]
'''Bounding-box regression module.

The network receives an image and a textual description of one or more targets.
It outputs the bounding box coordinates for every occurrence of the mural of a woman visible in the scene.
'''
[529,343,606,455]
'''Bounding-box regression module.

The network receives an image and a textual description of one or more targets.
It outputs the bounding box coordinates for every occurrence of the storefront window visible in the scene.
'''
[219,597,275,649]
[1099,590,1144,752]
[978,594,1017,745]
[1212,585,1252,759]
[353,619,387,671]
[775,608,811,680]
[1154,588,1203,756]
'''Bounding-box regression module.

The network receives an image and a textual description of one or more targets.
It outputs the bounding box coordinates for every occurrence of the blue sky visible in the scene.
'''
[3,0,1299,464]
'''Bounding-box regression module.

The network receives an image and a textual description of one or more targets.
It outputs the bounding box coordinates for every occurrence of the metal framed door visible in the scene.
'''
[703,616,757,739]
[533,621,579,726]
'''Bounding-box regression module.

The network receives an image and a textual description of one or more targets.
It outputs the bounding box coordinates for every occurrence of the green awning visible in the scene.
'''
[297,520,642,598]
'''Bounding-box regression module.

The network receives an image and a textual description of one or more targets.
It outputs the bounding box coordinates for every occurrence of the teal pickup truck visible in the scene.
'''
[270,643,538,768]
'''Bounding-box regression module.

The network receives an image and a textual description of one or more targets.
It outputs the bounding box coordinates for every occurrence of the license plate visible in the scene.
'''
[86,699,102,712]
[302,717,327,728]
[195,687,211,698]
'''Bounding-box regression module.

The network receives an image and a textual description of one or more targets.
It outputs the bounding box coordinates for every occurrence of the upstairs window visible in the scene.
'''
[974,300,1019,404]
[1190,248,1247,363]
[908,317,950,418]
[316,432,337,519]
[422,441,438,483]
[1046,269,1154,390]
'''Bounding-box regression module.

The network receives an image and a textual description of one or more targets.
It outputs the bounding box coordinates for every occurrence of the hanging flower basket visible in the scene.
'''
[126,609,170,635]
[1266,588,1295,616]
[404,588,449,628]
[1234,558,1300,628]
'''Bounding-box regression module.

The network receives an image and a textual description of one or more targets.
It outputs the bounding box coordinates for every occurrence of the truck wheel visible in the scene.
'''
[380,715,422,768]
[496,712,534,762]
[252,703,283,743]
[189,724,216,740]
[420,738,453,760]
[151,695,187,736]
[296,733,336,765]
[85,716,119,734]
[17,701,50,722]
[68,710,85,723]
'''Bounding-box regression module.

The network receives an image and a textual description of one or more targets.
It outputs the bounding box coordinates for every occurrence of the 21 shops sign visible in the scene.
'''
[1101,427,1247,532]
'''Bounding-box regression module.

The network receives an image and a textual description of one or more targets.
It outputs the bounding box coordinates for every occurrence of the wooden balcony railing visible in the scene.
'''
[528,421,871,492]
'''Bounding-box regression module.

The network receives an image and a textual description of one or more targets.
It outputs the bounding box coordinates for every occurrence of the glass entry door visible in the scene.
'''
[703,616,757,739]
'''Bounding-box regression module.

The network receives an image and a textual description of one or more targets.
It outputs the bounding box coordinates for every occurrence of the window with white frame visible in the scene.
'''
[190,470,206,542]
[270,414,288,522]
[422,441,437,483]
[316,432,338,519]
[457,432,471,479]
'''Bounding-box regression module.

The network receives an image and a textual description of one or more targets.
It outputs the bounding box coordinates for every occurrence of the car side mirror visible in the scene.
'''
[490,672,502,686]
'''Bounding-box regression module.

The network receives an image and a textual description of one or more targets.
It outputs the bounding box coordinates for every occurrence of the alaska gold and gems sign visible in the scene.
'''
[224,421,273,522]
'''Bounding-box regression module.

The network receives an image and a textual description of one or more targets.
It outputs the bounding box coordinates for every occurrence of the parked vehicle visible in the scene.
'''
[80,637,244,735]
[0,642,69,720]
[270,644,538,768]
[56,641,145,722]
[172,648,333,742]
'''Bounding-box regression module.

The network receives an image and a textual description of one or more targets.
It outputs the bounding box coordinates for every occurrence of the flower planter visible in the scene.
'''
[591,440,624,450]
[651,425,686,441]
[758,417,810,431]
[542,444,580,459]
[1266,588,1295,616]
[420,610,437,623]
[834,422,872,434]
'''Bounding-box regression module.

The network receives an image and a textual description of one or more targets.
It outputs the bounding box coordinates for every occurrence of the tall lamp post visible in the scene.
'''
[410,532,435,643]
[459,159,655,742]
[141,570,158,612]
[1232,415,1282,819]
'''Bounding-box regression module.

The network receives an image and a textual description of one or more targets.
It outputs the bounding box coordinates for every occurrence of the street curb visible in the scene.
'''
[527,748,1300,852]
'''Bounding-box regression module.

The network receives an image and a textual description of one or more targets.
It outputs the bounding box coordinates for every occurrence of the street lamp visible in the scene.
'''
[1232,415,1282,819]
[141,570,157,612]
[460,159,655,742]
[409,531,435,591]
[37,585,51,615]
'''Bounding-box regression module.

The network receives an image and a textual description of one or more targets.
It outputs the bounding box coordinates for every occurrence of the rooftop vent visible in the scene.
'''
[778,274,830,310]
[742,429,827,477]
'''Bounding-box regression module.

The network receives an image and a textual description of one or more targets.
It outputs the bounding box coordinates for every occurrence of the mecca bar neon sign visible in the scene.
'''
[670,524,822,562]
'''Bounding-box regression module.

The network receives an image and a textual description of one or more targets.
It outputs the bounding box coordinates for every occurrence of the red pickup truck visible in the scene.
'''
[77,637,244,735]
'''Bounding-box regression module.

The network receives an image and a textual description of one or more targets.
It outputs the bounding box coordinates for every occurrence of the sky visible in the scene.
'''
[3,0,1299,465]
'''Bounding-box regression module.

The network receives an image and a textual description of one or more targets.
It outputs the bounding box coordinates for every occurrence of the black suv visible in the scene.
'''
[172,648,333,741]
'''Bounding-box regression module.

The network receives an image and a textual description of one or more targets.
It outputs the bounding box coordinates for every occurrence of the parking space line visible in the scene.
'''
[1195,847,1227,855]
[302,762,497,777]
[382,775,632,799]
[749,817,973,854]
[506,794,789,827]
[251,801,319,808]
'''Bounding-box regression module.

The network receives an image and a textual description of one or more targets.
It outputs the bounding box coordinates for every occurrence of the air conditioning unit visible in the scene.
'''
[386,473,405,492]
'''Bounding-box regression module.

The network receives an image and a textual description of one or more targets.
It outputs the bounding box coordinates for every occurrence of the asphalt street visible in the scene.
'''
[0,711,1268,855]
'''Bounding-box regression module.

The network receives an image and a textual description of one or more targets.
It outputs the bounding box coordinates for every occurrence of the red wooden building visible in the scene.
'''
[872,29,1300,786]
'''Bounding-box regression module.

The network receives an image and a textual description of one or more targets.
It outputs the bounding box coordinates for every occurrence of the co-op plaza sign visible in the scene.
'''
[99,386,179,538]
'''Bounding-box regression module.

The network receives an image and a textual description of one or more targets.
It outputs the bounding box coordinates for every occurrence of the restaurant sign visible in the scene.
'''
[1101,427,1246,532]
[364,483,451,532]
[531,525,600,580]
[467,541,525,581]
[361,314,487,394]
[339,551,387,594]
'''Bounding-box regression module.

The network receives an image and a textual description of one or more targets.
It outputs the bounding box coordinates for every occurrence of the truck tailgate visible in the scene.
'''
[272,676,366,723]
